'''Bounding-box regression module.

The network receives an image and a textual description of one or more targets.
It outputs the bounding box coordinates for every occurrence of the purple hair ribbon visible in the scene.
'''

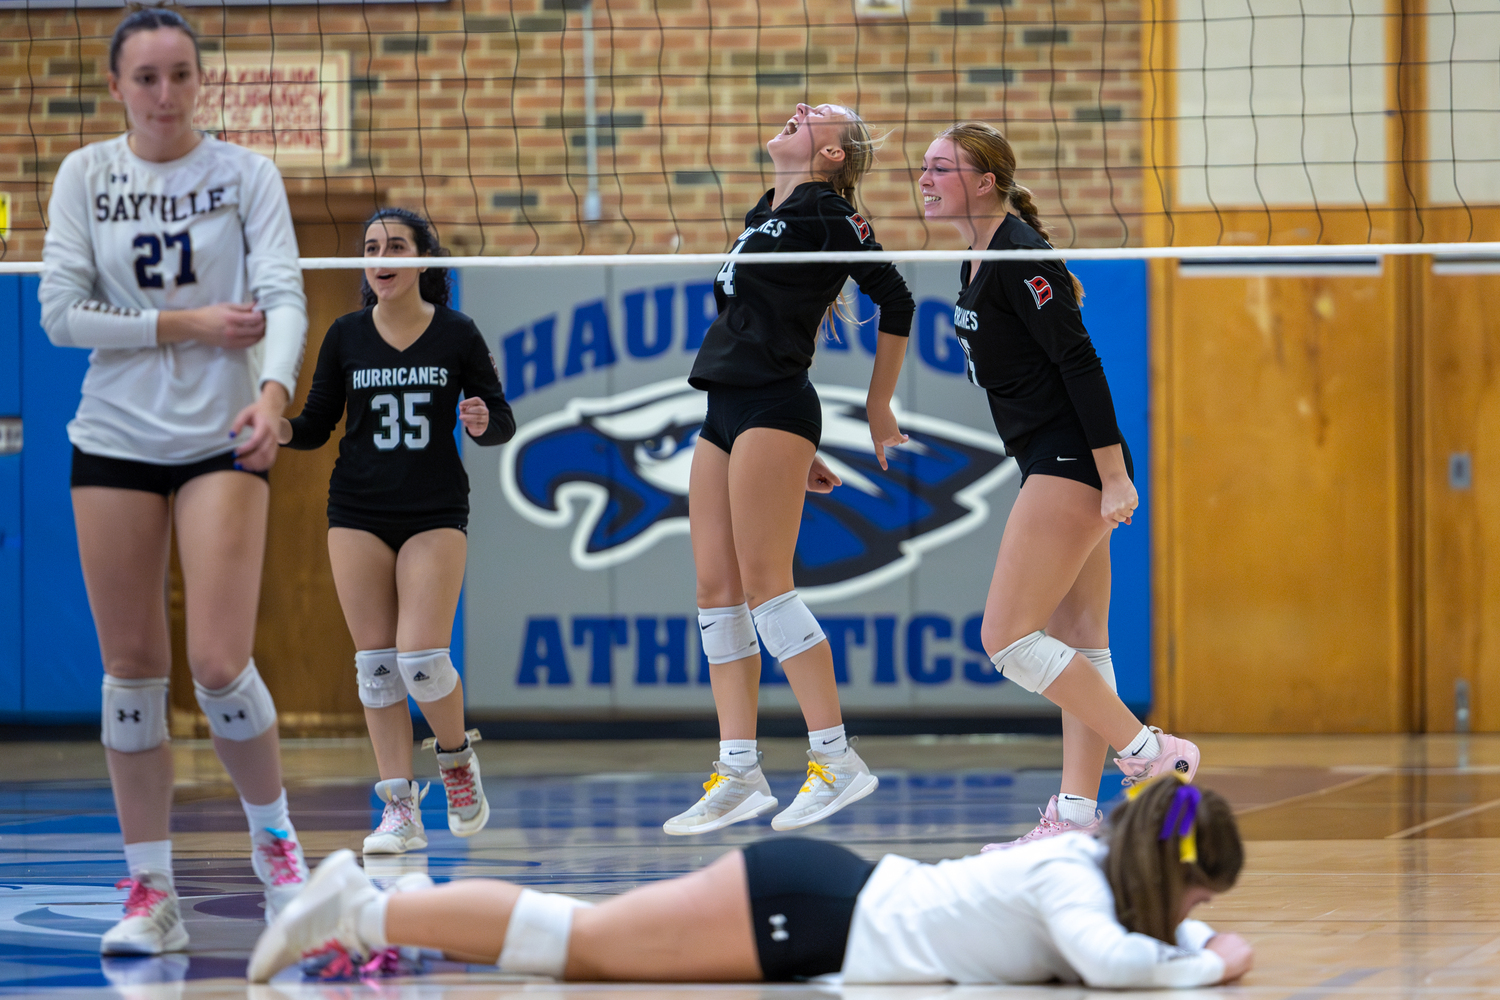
[1160,784,1201,864]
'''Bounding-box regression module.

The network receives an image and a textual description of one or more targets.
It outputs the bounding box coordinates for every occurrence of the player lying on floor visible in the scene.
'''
[249,776,1252,987]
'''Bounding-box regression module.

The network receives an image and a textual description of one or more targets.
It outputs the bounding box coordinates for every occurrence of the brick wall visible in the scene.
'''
[0,0,1143,259]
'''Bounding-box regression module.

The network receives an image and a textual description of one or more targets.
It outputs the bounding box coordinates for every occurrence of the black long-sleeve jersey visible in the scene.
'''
[286,305,516,521]
[953,214,1121,453]
[688,182,915,389]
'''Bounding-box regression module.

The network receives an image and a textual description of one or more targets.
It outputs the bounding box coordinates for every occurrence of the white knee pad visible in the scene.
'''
[496,888,593,978]
[355,648,407,709]
[991,630,1077,693]
[750,591,826,662]
[697,603,760,664]
[194,659,278,740]
[397,648,460,703]
[1077,646,1117,693]
[101,675,170,753]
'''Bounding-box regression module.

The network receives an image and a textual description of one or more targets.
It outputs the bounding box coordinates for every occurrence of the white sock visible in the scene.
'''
[123,839,172,881]
[356,892,390,950]
[1122,727,1161,760]
[719,740,758,769]
[1057,794,1098,825]
[242,789,292,836]
[809,724,848,757]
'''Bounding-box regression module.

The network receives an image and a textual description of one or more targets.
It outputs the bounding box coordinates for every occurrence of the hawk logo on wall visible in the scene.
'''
[499,379,1017,602]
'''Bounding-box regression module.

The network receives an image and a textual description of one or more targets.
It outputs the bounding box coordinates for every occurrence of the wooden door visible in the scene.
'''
[1418,207,1500,731]
[170,194,378,736]
[1152,253,1412,732]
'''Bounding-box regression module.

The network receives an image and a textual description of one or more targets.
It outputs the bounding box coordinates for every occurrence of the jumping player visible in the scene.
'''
[277,207,514,855]
[663,103,916,835]
[919,122,1200,848]
[38,9,310,954]
[250,775,1253,987]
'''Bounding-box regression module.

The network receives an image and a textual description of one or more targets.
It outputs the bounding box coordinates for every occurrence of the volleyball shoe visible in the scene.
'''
[99,872,189,956]
[252,826,310,923]
[427,731,490,836]
[980,795,1103,852]
[1115,729,1201,786]
[249,849,379,983]
[663,757,778,835]
[363,779,429,855]
[299,870,433,980]
[771,744,879,831]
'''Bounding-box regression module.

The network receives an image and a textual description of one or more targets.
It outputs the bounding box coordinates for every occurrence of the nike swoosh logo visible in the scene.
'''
[1056,457,1078,462]
[702,622,716,629]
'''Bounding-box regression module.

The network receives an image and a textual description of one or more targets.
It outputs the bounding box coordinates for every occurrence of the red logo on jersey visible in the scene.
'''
[846,213,871,242]
[1025,275,1053,308]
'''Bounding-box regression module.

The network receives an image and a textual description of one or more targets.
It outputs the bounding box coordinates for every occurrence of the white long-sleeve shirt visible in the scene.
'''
[841,833,1226,987]
[39,133,306,464]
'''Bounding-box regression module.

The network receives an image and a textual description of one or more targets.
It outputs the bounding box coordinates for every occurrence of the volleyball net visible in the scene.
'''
[0,0,1497,263]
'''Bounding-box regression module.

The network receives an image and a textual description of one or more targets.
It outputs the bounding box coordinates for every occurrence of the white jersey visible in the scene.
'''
[841,833,1225,988]
[39,133,307,464]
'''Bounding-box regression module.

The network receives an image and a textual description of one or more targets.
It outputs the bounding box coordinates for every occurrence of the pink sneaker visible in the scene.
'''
[1115,729,1200,786]
[980,795,1102,852]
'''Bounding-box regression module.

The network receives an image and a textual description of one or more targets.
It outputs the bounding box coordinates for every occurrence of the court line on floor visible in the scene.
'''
[1386,795,1500,839]
[1230,772,1384,817]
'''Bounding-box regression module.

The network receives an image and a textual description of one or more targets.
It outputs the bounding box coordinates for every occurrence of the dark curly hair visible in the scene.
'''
[359,208,451,309]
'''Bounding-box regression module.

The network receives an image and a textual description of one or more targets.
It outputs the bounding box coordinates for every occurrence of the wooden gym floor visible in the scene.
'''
[1,733,1497,998]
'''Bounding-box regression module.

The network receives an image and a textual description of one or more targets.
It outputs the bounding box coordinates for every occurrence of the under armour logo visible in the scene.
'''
[109,172,128,183]
[222,710,246,722]
[768,914,789,942]
[373,665,390,676]
[116,709,141,723]
[413,671,429,681]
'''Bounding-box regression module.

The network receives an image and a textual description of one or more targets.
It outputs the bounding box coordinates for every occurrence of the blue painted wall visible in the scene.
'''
[1071,259,1150,714]
[2,275,101,722]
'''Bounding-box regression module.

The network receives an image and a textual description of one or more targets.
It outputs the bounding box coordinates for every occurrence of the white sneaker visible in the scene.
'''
[428,731,489,837]
[248,849,379,984]
[363,779,429,855]
[296,869,434,981]
[251,826,310,923]
[770,745,879,831]
[99,872,189,956]
[663,759,778,835]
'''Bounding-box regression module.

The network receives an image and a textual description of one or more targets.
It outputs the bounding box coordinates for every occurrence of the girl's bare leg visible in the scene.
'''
[72,486,175,844]
[690,438,760,740]
[728,428,840,732]
[980,475,1140,751]
[327,528,410,779]
[384,850,761,981]
[174,472,282,806]
[393,528,468,750]
[1048,534,1114,800]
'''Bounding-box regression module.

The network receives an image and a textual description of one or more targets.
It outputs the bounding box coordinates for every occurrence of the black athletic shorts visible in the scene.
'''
[1011,416,1134,490]
[70,446,268,495]
[741,837,876,982]
[327,505,467,554]
[699,373,822,453]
